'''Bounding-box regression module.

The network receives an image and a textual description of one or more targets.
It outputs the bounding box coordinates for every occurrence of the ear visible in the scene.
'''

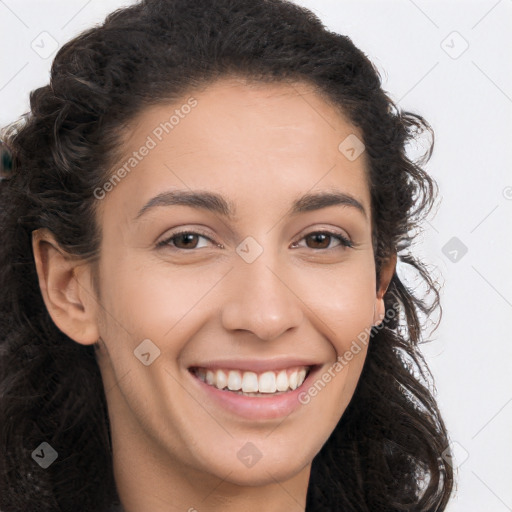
[32,228,100,345]
[373,252,397,326]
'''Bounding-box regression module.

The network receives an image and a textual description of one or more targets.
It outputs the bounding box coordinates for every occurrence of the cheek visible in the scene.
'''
[300,260,377,349]
[97,254,228,350]
[297,268,375,423]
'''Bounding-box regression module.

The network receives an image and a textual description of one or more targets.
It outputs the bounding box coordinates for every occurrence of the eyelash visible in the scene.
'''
[156,229,354,251]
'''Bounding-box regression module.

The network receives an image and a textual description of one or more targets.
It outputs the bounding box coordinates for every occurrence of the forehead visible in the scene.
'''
[99,78,370,221]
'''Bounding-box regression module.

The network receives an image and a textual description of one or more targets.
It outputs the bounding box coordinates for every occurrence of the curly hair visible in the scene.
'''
[0,0,453,510]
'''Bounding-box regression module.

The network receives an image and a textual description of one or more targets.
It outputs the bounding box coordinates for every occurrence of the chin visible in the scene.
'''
[197,444,314,488]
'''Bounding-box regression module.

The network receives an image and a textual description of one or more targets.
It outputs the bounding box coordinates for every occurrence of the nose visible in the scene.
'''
[220,254,304,341]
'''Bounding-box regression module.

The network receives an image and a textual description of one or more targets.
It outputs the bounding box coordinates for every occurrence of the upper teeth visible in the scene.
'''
[193,367,309,393]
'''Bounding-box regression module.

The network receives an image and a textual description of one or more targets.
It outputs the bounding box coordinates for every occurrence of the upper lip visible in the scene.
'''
[188,358,321,373]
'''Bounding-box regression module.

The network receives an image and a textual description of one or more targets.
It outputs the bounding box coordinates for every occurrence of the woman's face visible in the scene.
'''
[92,78,385,489]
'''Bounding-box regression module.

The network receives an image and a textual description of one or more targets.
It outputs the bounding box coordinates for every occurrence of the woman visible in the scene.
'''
[0,0,453,510]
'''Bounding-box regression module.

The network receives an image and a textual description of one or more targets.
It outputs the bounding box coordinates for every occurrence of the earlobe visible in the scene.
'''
[32,228,100,345]
[373,252,397,326]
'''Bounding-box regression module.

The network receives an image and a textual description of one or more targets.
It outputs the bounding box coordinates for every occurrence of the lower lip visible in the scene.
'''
[187,366,322,421]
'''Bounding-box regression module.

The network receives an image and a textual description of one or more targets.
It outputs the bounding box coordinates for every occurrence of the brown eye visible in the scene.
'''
[172,233,201,249]
[157,231,213,250]
[305,233,332,249]
[293,231,353,250]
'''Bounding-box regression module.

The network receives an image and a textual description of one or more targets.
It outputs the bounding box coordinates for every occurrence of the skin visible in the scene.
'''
[32,77,396,512]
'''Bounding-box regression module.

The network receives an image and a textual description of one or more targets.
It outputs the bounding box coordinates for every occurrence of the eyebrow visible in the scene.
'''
[134,189,367,221]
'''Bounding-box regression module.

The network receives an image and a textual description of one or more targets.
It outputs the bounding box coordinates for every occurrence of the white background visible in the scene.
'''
[1,1,511,510]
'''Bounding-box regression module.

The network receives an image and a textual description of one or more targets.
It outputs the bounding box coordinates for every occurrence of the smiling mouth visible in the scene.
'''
[189,365,312,397]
